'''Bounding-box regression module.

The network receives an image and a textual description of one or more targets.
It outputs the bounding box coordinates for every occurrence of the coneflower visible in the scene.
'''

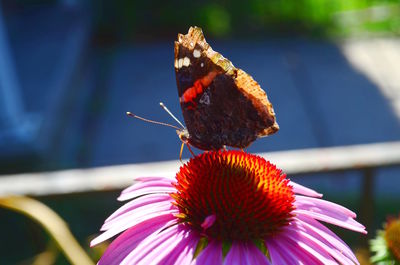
[370,214,400,265]
[92,150,366,264]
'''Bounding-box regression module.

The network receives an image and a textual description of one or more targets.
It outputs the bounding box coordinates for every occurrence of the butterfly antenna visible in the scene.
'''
[159,102,185,129]
[126,112,181,130]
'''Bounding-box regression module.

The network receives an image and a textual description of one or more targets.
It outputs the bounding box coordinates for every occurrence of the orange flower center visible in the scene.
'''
[385,218,400,261]
[172,150,295,241]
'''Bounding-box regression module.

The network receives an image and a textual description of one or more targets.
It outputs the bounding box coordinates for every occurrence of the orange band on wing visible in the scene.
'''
[180,71,218,105]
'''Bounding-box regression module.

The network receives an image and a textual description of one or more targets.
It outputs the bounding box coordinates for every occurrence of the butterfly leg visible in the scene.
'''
[179,142,196,162]
[179,142,185,163]
[187,144,196,157]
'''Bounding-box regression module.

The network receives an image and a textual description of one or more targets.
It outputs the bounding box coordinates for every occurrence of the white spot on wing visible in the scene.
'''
[193,49,201,58]
[199,89,210,105]
[178,58,183,68]
[200,62,204,67]
[183,57,190,67]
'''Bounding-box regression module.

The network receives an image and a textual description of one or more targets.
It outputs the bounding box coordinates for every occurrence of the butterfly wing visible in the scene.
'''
[174,27,278,150]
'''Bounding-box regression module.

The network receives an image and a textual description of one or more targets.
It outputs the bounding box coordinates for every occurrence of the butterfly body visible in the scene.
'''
[174,27,279,150]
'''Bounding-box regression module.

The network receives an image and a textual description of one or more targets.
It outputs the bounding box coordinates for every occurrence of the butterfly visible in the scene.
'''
[174,26,279,152]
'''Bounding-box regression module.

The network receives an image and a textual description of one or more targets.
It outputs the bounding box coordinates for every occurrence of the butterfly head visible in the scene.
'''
[177,128,190,144]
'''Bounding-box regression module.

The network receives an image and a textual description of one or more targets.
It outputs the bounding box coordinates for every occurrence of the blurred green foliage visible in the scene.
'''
[93,0,400,42]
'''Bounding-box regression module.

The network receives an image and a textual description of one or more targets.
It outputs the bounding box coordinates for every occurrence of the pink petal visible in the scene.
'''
[101,200,176,231]
[293,196,366,234]
[106,193,173,222]
[122,178,174,193]
[283,225,355,265]
[201,214,216,230]
[193,240,223,265]
[295,195,356,218]
[95,209,177,244]
[96,230,153,265]
[135,176,175,182]
[295,216,358,263]
[90,211,176,251]
[223,241,270,265]
[160,231,199,265]
[118,185,176,201]
[265,239,295,265]
[277,237,322,264]
[290,181,322,198]
[118,177,175,201]
[293,209,366,234]
[281,229,339,265]
[242,243,271,265]
[120,225,196,265]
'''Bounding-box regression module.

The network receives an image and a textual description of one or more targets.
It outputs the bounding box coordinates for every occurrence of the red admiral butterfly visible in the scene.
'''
[128,26,278,157]
[174,26,279,151]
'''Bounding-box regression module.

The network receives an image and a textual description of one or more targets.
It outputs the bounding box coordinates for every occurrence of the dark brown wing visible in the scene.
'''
[174,27,278,150]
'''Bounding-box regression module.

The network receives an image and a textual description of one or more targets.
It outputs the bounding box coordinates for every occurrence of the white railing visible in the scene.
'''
[1,141,399,196]
[1,141,400,232]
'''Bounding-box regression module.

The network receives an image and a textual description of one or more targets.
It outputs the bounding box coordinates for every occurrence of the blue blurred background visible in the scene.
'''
[0,0,400,264]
